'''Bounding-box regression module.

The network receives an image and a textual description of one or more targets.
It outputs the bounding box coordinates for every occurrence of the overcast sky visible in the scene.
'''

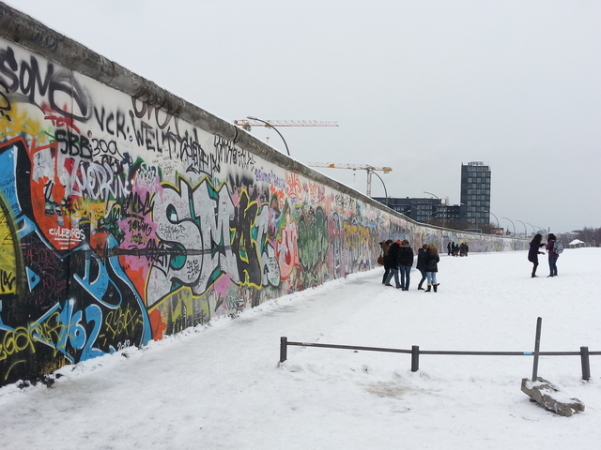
[6,0,601,233]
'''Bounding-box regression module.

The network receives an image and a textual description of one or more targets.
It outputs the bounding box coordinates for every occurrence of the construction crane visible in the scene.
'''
[234,118,338,156]
[307,163,392,197]
[233,119,338,131]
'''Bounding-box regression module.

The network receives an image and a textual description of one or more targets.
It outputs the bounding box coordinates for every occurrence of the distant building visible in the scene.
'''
[460,161,491,226]
[444,204,461,222]
[372,161,492,229]
[372,197,441,223]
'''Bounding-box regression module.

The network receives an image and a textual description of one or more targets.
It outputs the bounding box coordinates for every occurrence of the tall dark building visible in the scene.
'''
[372,197,442,223]
[460,162,491,227]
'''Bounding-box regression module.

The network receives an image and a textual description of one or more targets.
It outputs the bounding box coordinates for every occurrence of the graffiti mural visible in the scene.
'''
[0,22,526,387]
[0,38,392,386]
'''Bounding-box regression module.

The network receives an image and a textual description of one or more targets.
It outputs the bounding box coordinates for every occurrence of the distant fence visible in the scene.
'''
[279,336,600,380]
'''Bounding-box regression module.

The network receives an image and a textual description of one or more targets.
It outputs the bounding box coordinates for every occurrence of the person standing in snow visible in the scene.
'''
[397,239,414,291]
[545,233,559,277]
[416,244,428,290]
[528,233,545,278]
[424,243,440,292]
[384,240,402,288]
[379,239,393,284]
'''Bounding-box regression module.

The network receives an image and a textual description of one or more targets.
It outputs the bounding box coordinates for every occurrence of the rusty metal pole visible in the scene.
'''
[580,346,591,381]
[280,336,288,363]
[531,317,542,382]
[411,345,420,372]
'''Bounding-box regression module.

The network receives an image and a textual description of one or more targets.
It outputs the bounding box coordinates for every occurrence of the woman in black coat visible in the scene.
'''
[397,240,414,291]
[379,239,393,284]
[416,244,428,290]
[424,244,440,292]
[528,233,545,278]
[383,241,401,288]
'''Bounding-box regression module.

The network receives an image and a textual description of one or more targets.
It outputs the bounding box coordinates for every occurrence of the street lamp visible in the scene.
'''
[370,169,389,208]
[502,217,516,236]
[247,116,290,156]
[533,224,546,234]
[526,222,537,236]
[423,191,446,227]
[409,206,439,224]
[484,210,499,228]
[516,219,529,238]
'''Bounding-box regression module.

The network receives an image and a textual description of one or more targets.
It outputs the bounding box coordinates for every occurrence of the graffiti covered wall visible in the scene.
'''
[0,4,526,387]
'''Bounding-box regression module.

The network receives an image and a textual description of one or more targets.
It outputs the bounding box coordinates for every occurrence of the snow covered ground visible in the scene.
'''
[1,248,600,449]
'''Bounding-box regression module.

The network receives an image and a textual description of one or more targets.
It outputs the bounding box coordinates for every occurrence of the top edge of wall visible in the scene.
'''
[0,2,384,209]
[0,3,529,244]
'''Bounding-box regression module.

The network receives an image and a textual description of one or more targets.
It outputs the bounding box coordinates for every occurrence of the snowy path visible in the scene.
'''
[1,249,601,449]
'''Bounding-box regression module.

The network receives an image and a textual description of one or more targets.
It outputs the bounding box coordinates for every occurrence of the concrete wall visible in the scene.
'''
[0,3,527,387]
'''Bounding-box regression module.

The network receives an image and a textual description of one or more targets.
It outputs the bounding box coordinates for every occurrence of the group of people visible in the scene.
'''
[378,232,561,290]
[379,240,440,292]
[447,242,469,257]
[528,233,560,278]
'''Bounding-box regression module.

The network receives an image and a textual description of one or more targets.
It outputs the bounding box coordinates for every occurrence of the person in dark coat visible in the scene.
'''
[397,239,414,291]
[424,243,440,292]
[379,239,393,284]
[545,233,559,277]
[384,241,401,288]
[528,233,545,278]
[416,244,428,290]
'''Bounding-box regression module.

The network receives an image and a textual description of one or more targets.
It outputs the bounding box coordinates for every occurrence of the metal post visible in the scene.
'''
[580,346,591,381]
[531,317,542,381]
[280,336,288,363]
[411,345,420,372]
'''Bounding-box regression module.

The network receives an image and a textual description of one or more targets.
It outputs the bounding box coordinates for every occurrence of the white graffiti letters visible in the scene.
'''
[146,178,239,306]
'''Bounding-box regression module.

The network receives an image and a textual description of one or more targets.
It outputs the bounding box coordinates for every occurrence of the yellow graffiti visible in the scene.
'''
[29,311,65,348]
[0,104,47,142]
[0,310,69,364]
[0,321,68,380]
[3,359,27,381]
[342,222,371,244]
[71,196,111,224]
[149,285,210,325]
[103,307,144,343]
[0,326,36,362]
[0,207,17,294]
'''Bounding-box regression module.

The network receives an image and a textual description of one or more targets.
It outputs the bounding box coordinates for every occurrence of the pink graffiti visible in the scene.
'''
[276,211,299,280]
